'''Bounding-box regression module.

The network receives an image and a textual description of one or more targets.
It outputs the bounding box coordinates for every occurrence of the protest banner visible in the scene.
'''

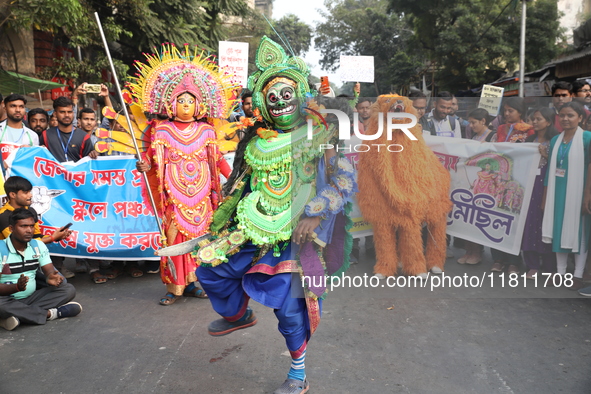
[478,85,505,116]
[425,136,541,255]
[8,147,160,260]
[218,41,249,87]
[343,137,540,252]
[339,55,375,83]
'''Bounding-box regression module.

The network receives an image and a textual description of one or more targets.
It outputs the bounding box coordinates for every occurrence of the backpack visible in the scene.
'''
[427,115,457,136]
[0,238,41,266]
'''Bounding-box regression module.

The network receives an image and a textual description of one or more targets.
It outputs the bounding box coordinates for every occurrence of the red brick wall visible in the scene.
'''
[33,30,56,74]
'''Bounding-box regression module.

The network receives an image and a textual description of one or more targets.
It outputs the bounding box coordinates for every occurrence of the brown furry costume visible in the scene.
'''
[357,95,452,276]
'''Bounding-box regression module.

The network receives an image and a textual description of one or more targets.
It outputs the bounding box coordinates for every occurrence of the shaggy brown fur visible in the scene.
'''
[357,95,452,276]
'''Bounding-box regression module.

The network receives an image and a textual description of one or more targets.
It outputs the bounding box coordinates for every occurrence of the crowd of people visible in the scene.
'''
[0,83,172,331]
[2,32,591,392]
[0,77,590,329]
[402,81,591,295]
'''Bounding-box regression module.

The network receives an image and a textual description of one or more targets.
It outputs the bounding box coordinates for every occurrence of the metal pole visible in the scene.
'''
[93,12,166,243]
[519,0,527,97]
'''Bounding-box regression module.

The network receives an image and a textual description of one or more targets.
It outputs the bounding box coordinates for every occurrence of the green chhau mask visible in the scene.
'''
[264,80,303,130]
[248,36,311,129]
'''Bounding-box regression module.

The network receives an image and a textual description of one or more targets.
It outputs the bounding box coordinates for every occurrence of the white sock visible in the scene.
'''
[574,251,588,278]
[47,308,58,321]
[556,253,568,275]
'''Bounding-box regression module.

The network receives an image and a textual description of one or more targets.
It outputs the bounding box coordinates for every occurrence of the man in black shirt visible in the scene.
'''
[40,97,97,162]
[38,97,97,278]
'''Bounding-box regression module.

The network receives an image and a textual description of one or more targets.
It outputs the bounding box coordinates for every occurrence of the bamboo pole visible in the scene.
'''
[93,12,166,244]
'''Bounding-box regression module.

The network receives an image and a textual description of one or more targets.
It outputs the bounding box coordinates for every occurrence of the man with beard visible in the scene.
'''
[422,91,461,138]
[0,95,39,176]
[572,80,591,114]
[355,98,372,128]
[449,96,468,138]
[39,97,96,279]
[0,94,39,147]
[27,108,49,138]
[40,97,95,163]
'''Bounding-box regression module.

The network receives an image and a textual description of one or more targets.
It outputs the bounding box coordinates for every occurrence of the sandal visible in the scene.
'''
[183,287,208,298]
[91,271,108,284]
[159,293,180,306]
[183,282,208,298]
[104,267,123,279]
[126,264,144,278]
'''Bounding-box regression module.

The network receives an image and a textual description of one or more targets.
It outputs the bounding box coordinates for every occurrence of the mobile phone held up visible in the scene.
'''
[320,76,329,91]
[85,84,101,94]
[60,223,73,231]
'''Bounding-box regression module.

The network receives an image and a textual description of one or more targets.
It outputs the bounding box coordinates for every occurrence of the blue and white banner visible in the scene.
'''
[8,147,160,260]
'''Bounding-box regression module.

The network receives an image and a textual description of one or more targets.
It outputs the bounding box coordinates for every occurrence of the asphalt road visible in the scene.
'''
[1,247,590,394]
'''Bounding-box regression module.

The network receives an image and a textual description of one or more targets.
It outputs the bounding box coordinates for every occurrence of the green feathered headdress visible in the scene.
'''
[248,36,311,124]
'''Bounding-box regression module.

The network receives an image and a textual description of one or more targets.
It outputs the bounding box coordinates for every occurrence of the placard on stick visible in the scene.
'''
[478,85,504,116]
[218,41,249,87]
[339,55,374,83]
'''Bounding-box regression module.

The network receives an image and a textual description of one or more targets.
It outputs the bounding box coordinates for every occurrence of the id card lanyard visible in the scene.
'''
[0,122,33,145]
[558,139,572,169]
[56,127,74,161]
[504,124,515,142]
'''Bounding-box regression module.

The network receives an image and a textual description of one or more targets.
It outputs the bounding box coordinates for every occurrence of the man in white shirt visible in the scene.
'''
[422,91,462,138]
[0,94,39,176]
[0,94,39,147]
[572,80,591,112]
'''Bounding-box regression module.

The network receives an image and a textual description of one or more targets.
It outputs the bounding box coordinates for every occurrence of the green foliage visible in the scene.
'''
[38,54,129,85]
[1,0,86,33]
[315,0,423,94]
[202,0,251,49]
[274,14,313,56]
[1,0,252,80]
[388,0,564,90]
[220,11,313,75]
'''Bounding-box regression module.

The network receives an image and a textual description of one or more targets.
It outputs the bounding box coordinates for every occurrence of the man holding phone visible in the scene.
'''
[40,97,95,163]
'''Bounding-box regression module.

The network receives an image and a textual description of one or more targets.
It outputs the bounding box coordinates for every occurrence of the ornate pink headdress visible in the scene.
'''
[129,43,236,119]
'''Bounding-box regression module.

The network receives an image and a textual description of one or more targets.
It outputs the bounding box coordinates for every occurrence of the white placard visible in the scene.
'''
[218,41,249,87]
[339,55,374,83]
[478,84,504,116]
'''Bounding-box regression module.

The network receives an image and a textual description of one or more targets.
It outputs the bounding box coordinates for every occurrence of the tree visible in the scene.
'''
[89,0,251,63]
[221,11,313,75]
[1,0,253,83]
[314,0,423,95]
[0,0,87,37]
[274,14,313,56]
[388,0,563,90]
